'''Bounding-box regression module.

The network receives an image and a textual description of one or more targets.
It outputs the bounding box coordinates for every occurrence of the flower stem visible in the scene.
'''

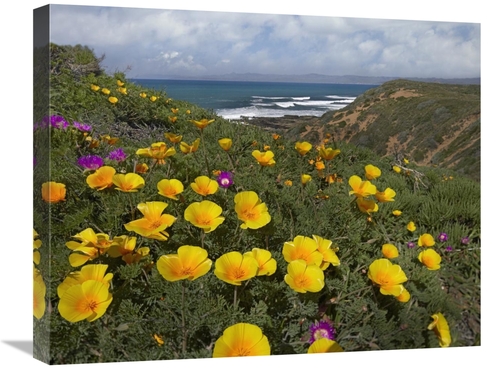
[233,285,238,310]
[200,129,211,175]
[181,281,187,354]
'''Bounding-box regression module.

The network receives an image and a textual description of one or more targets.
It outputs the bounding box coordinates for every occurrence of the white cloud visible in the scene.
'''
[48,5,480,78]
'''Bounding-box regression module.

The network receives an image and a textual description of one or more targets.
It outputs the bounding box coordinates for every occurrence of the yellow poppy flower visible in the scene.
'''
[218,138,233,151]
[407,221,417,232]
[135,162,149,174]
[157,178,184,200]
[180,138,201,154]
[86,166,116,190]
[284,259,325,293]
[165,132,183,143]
[418,233,436,247]
[41,181,66,203]
[168,116,178,123]
[190,176,219,196]
[395,287,411,302]
[124,201,177,241]
[252,150,276,166]
[318,146,341,161]
[108,96,118,104]
[356,197,379,214]
[90,84,100,91]
[404,158,410,164]
[106,235,137,259]
[58,280,113,323]
[116,80,125,87]
[184,200,225,233]
[365,164,381,180]
[244,248,277,276]
[153,334,164,346]
[112,173,145,192]
[393,165,402,173]
[282,235,323,266]
[312,234,340,270]
[418,248,441,270]
[139,92,147,98]
[136,142,176,164]
[190,118,215,130]
[117,87,127,94]
[57,264,113,299]
[214,251,259,286]
[170,108,179,114]
[101,134,119,145]
[368,258,408,297]
[234,191,271,230]
[33,267,46,320]
[101,88,110,95]
[375,188,396,202]
[301,174,312,185]
[428,313,452,347]
[382,243,399,259]
[284,180,293,186]
[307,338,344,353]
[157,245,212,282]
[315,161,326,171]
[213,323,270,357]
[348,175,377,198]
[150,96,158,102]
[392,210,402,216]
[272,133,281,140]
[295,141,313,156]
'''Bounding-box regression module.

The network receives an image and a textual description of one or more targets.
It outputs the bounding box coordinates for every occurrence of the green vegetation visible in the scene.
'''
[33,44,480,364]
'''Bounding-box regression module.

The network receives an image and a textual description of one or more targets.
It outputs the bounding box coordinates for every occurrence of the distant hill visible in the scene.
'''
[286,79,481,181]
[135,72,480,85]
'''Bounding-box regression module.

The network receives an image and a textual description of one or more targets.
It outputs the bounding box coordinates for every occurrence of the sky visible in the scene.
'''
[0,1,496,369]
[48,4,481,79]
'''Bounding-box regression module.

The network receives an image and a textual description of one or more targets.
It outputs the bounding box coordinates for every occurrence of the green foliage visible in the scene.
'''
[33,45,480,364]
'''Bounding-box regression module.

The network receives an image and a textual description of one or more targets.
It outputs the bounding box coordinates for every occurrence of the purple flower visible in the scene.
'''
[77,155,104,170]
[50,115,68,129]
[407,241,416,249]
[461,237,470,245]
[107,148,127,162]
[309,320,335,344]
[445,246,453,252]
[217,171,234,188]
[437,232,448,242]
[73,121,92,132]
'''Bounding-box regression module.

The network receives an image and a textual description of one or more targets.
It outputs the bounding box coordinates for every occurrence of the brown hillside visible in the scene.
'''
[293,79,480,181]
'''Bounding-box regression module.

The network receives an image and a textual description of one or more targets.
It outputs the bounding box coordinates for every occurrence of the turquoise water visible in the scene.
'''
[130,79,375,119]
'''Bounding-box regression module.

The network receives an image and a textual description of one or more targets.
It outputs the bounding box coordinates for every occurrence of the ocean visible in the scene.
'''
[129,79,376,119]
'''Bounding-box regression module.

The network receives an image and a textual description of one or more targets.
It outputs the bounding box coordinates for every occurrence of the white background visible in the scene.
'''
[0,1,493,368]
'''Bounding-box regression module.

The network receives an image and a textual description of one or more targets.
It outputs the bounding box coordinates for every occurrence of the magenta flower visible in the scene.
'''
[217,171,234,188]
[309,320,335,344]
[461,237,470,245]
[77,155,104,170]
[407,241,416,249]
[107,148,127,162]
[73,121,92,132]
[437,233,448,242]
[50,115,68,129]
[445,246,453,252]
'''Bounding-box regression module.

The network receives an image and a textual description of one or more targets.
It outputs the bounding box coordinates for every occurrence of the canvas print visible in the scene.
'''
[33,4,480,365]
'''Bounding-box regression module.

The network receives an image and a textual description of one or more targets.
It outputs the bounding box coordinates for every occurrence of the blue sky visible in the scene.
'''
[49,4,480,79]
